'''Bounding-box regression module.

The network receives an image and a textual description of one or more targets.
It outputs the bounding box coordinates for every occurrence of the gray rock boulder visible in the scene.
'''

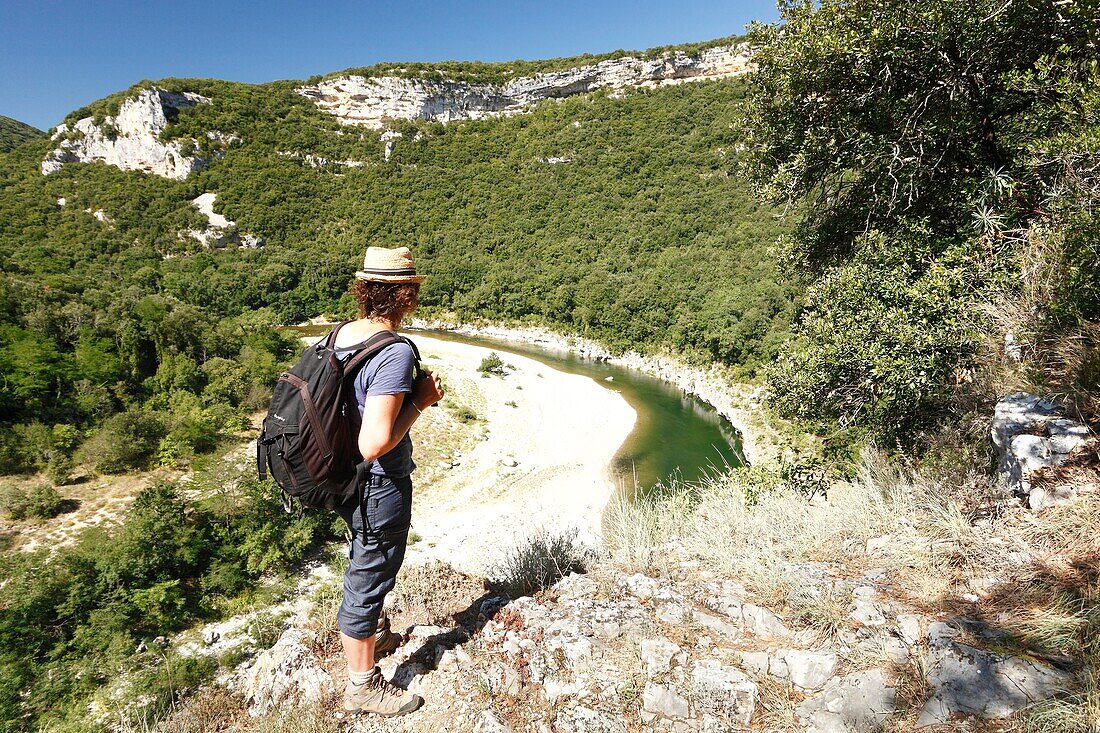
[641,638,684,677]
[991,392,1092,508]
[916,622,1071,725]
[238,627,331,716]
[797,669,896,733]
[690,660,757,725]
[555,705,628,733]
[642,682,691,721]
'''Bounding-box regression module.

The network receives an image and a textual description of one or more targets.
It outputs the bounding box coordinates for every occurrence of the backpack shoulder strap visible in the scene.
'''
[396,334,423,371]
[340,330,403,378]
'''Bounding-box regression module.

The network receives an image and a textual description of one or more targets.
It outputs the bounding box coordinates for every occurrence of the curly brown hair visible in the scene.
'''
[350,280,420,322]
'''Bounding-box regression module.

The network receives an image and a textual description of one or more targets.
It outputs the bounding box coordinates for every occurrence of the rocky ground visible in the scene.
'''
[156,530,1083,733]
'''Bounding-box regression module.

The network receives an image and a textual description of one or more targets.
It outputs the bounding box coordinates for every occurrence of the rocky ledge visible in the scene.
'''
[41,87,218,180]
[177,550,1073,732]
[297,43,752,129]
[184,192,264,250]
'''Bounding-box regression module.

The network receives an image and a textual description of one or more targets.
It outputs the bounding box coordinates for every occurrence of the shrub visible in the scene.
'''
[448,403,479,423]
[84,408,167,473]
[477,352,510,377]
[490,528,591,598]
[44,453,73,485]
[0,483,62,520]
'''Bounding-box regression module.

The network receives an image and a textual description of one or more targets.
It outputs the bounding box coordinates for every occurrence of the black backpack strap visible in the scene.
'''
[341,330,404,377]
[257,433,269,480]
[396,334,423,374]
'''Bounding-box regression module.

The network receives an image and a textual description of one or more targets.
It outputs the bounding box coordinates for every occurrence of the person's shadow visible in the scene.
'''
[391,591,510,687]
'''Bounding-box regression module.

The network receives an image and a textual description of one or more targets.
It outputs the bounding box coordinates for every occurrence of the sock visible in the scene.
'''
[348,666,374,686]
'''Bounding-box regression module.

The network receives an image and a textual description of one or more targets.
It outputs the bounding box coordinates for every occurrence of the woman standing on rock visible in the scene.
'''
[332,246,443,717]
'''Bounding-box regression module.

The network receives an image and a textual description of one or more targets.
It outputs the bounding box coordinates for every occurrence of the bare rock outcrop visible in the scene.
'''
[185,192,264,249]
[41,87,212,179]
[297,43,752,129]
[991,392,1094,509]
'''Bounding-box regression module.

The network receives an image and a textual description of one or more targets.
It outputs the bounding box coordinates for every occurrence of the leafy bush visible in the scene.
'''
[477,352,510,377]
[82,408,167,473]
[767,230,986,440]
[740,0,1099,442]
[0,483,62,520]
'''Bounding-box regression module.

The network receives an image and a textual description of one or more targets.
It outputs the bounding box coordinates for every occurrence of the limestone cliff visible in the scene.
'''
[297,43,752,129]
[41,87,213,180]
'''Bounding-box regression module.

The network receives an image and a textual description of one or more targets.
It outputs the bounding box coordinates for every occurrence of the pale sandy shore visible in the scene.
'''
[403,333,636,575]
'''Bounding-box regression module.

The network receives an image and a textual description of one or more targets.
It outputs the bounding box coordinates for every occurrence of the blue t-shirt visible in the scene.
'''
[337,341,417,477]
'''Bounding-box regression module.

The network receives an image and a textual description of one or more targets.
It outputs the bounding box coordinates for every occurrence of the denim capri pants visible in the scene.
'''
[334,473,413,639]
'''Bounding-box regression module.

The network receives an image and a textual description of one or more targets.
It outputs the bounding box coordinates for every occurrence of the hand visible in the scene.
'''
[413,369,444,410]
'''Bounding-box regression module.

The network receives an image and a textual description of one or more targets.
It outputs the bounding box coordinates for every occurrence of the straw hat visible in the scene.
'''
[354,246,426,284]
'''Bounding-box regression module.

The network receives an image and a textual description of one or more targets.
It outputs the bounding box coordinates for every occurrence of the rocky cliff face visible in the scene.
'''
[41,87,212,180]
[297,43,752,129]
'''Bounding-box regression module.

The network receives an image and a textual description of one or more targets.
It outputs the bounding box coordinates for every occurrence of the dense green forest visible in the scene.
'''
[0,64,793,477]
[0,115,42,152]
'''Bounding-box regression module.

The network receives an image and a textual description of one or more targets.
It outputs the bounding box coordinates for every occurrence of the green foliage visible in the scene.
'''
[0,478,335,730]
[0,115,43,152]
[767,228,988,439]
[82,408,168,473]
[741,0,1100,440]
[477,351,510,377]
[0,482,62,520]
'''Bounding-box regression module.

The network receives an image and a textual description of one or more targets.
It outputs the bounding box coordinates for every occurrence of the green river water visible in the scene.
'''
[412,329,745,493]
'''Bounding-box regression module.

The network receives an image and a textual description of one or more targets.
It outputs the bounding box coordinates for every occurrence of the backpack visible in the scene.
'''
[256,323,421,510]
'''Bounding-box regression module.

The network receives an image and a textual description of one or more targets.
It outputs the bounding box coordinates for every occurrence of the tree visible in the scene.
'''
[740,0,1100,440]
[740,0,1098,265]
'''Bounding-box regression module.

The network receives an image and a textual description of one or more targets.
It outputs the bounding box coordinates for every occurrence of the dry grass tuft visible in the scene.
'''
[751,675,803,731]
[154,688,248,733]
[387,560,490,629]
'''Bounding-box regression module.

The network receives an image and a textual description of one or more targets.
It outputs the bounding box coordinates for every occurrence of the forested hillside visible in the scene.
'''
[0,115,42,151]
[0,40,795,731]
[0,55,792,477]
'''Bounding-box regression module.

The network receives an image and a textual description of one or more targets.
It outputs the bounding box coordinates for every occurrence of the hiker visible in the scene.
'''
[333,246,443,717]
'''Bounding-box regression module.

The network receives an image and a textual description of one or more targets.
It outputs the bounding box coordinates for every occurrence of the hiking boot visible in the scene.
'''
[374,625,402,658]
[343,666,424,716]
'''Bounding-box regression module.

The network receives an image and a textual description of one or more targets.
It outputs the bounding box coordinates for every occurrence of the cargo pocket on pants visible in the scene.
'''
[362,476,411,537]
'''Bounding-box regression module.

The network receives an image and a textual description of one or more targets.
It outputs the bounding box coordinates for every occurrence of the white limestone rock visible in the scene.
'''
[690,660,757,725]
[473,709,512,733]
[298,43,754,129]
[916,622,1072,725]
[784,650,839,692]
[642,682,691,721]
[554,705,628,733]
[238,627,332,716]
[797,669,896,733]
[991,392,1092,508]
[735,648,836,692]
[185,192,264,250]
[641,638,684,677]
[42,87,213,179]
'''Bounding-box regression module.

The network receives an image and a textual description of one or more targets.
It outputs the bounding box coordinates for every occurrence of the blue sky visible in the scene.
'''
[1,0,779,130]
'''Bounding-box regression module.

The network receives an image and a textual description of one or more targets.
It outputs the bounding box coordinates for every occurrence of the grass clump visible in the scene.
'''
[490,528,592,598]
